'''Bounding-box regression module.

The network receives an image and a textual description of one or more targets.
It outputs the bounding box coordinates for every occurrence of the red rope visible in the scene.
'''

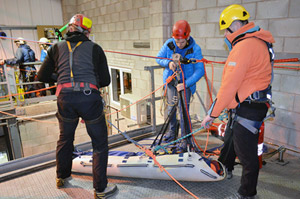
[274,58,299,63]
[274,66,300,70]
[104,50,172,61]
[178,62,205,153]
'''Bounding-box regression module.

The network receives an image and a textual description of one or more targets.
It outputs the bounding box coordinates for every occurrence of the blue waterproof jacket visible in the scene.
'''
[5,44,35,65]
[156,36,204,94]
[40,49,47,62]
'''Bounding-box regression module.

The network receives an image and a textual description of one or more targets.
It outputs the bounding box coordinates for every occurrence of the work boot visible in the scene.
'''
[162,135,176,143]
[56,178,65,188]
[227,170,233,179]
[225,192,255,199]
[56,176,72,189]
[172,145,187,154]
[94,184,118,199]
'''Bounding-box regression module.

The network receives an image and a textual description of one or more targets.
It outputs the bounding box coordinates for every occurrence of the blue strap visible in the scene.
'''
[235,115,262,134]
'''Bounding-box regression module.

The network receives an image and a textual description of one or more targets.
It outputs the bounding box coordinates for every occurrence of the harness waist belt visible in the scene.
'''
[56,82,98,96]
[61,82,97,89]
[244,86,272,103]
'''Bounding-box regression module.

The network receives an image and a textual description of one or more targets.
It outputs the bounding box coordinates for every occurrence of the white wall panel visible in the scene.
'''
[0,0,8,25]
[0,0,63,60]
[0,36,15,59]
[30,0,43,25]
[4,0,21,26]
[0,0,63,26]
[51,0,64,25]
[18,0,33,25]
[41,0,54,25]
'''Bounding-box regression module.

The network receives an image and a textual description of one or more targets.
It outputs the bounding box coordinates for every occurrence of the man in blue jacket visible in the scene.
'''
[156,20,205,152]
[0,38,36,98]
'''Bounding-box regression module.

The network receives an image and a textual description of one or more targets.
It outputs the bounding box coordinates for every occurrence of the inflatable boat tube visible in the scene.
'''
[72,151,226,182]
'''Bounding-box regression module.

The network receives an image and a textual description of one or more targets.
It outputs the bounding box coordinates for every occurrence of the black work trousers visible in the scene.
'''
[219,102,268,197]
[56,90,108,192]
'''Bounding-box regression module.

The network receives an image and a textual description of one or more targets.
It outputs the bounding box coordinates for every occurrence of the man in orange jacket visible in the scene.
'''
[201,4,275,199]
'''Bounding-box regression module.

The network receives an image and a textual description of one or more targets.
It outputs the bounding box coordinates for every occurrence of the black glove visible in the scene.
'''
[180,57,191,64]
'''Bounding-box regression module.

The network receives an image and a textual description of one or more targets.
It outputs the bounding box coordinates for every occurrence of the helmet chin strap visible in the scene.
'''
[227,28,233,33]
[76,26,84,33]
[74,26,90,35]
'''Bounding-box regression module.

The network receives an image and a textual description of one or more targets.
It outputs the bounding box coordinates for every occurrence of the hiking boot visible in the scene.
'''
[56,176,72,189]
[94,184,118,199]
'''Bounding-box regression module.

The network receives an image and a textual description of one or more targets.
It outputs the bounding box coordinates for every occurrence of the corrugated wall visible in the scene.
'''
[0,0,63,60]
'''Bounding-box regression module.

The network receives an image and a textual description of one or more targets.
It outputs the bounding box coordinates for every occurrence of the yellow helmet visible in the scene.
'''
[219,4,250,30]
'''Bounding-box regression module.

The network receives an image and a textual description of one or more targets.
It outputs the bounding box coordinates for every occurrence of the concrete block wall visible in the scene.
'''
[61,0,300,154]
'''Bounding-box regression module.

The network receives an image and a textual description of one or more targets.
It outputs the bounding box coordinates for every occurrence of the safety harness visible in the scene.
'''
[232,40,276,134]
[55,41,98,96]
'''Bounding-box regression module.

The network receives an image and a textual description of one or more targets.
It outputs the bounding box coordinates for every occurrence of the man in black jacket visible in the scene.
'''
[38,14,117,199]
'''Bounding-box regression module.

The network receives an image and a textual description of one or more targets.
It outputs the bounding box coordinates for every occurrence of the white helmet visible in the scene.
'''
[14,37,26,45]
[39,37,50,44]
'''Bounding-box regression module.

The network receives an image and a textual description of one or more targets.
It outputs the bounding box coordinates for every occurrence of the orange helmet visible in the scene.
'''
[69,14,92,33]
[172,20,191,39]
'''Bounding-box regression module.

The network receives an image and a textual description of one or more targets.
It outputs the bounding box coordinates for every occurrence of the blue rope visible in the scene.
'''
[218,111,228,121]
[153,127,204,152]
[107,120,143,148]
[107,120,206,154]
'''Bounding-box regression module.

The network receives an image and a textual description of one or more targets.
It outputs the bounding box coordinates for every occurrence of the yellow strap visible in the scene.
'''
[66,41,82,52]
[66,41,82,79]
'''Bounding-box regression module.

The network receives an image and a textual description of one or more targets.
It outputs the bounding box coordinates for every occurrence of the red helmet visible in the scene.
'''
[172,20,191,39]
[69,14,92,33]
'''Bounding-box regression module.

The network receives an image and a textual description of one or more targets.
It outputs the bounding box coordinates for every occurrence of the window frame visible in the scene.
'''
[109,66,132,106]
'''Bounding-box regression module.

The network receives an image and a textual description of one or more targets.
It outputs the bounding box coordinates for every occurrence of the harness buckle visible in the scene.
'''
[250,91,260,100]
[83,89,92,96]
[83,82,92,96]
[73,82,81,91]
[229,109,237,129]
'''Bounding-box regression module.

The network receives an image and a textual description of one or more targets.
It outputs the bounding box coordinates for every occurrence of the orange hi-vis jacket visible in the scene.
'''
[209,22,275,118]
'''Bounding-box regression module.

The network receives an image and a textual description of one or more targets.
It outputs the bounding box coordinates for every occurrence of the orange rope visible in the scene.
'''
[203,64,213,104]
[204,130,210,155]
[0,85,57,99]
[209,62,214,101]
[106,73,177,117]
[137,145,199,199]
[0,110,58,124]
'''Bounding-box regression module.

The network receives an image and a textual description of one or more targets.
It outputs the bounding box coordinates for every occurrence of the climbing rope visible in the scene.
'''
[107,119,199,199]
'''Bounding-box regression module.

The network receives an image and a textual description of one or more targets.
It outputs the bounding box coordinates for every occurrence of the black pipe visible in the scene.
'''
[0,124,162,182]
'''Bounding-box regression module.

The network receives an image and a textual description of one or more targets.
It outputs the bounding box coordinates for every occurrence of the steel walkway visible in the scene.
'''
[0,134,300,199]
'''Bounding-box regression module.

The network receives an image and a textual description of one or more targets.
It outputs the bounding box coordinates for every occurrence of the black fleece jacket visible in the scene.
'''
[37,31,110,88]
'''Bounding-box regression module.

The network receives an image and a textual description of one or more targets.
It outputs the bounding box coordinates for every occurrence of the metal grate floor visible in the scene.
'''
[0,136,299,199]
